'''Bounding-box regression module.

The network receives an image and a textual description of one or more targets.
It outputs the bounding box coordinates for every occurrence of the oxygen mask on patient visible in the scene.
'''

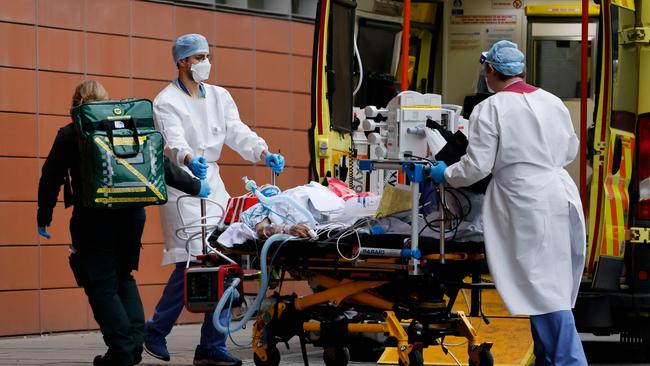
[242,177,317,228]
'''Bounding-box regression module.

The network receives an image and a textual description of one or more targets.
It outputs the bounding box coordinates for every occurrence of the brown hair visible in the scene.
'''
[71,80,109,108]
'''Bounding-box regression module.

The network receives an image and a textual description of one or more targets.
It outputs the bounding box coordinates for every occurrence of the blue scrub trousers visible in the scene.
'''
[530,310,587,366]
[146,262,229,350]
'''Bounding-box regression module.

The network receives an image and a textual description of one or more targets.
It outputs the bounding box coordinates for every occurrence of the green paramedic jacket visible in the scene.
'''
[71,99,169,209]
[37,123,200,226]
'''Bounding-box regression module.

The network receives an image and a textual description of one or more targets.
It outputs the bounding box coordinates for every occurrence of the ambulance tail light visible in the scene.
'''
[638,114,650,220]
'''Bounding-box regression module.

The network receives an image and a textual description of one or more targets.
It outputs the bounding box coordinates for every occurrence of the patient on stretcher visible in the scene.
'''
[218,181,358,247]
[217,121,489,247]
[217,178,485,248]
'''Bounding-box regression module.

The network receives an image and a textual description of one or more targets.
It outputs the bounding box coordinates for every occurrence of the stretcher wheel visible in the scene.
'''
[468,349,493,366]
[323,347,350,366]
[398,349,423,366]
[253,346,280,366]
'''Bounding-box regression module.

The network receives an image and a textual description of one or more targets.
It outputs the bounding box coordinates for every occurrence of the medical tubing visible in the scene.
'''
[211,234,293,333]
[353,27,363,96]
[174,195,227,268]
[242,177,317,227]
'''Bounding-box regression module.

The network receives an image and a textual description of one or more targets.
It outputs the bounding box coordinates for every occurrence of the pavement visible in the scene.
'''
[0,322,324,366]
[0,323,648,366]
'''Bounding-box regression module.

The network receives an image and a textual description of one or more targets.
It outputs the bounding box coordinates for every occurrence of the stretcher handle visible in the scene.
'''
[201,198,207,255]
[439,183,445,265]
[271,149,280,186]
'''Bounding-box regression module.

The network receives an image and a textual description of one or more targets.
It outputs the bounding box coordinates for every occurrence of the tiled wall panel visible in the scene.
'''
[292,22,314,57]
[0,203,38,245]
[255,52,291,91]
[0,23,36,68]
[37,0,84,30]
[228,87,255,124]
[93,75,131,100]
[131,37,176,80]
[84,0,130,35]
[215,12,254,49]
[255,18,290,54]
[214,48,254,88]
[131,1,174,40]
[0,247,39,290]
[292,93,311,131]
[0,112,38,157]
[0,157,39,201]
[0,0,314,336]
[40,246,78,289]
[40,288,88,332]
[0,0,35,24]
[291,56,312,93]
[255,90,291,129]
[38,72,84,116]
[0,291,39,336]
[86,33,131,77]
[37,27,84,73]
[37,115,70,157]
[0,68,37,113]
[134,244,173,285]
[141,206,164,244]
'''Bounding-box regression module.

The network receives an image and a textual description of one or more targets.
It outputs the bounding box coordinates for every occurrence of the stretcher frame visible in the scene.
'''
[218,233,495,366]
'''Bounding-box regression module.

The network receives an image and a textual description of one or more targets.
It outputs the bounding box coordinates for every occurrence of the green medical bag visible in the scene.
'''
[71,99,168,209]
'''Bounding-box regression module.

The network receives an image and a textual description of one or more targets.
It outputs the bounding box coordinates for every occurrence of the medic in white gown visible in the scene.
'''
[430,40,587,365]
[153,34,284,265]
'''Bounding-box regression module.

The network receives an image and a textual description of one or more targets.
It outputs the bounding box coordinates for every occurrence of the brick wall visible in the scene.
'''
[0,0,313,336]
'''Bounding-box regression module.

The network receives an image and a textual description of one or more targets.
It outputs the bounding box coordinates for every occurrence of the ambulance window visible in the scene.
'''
[533,39,592,99]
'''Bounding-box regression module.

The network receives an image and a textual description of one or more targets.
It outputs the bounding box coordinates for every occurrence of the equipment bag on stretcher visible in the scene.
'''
[71,99,168,209]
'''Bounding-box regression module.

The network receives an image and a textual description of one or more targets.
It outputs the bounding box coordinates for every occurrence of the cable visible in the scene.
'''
[402,152,436,165]
[419,185,472,241]
[335,227,362,261]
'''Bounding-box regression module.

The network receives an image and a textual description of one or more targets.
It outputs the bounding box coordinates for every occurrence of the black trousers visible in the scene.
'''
[69,206,146,365]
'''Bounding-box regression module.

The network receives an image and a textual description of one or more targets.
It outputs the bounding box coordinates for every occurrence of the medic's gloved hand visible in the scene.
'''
[188,157,208,180]
[430,161,448,184]
[38,225,51,239]
[265,153,285,174]
[198,180,211,198]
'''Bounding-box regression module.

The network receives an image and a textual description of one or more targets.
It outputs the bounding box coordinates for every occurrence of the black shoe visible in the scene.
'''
[133,346,143,365]
[93,353,136,366]
[93,355,127,366]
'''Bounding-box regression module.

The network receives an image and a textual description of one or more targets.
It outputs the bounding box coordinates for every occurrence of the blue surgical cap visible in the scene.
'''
[172,34,209,64]
[482,40,525,76]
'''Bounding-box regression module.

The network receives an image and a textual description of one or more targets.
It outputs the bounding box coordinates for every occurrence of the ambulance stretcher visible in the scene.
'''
[209,227,495,366]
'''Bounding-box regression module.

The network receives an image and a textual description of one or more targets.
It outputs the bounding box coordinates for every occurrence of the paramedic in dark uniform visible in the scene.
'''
[36,80,210,366]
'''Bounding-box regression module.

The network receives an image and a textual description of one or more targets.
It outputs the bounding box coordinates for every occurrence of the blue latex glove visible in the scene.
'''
[38,225,51,239]
[188,156,207,180]
[430,161,448,184]
[198,180,211,198]
[265,153,285,174]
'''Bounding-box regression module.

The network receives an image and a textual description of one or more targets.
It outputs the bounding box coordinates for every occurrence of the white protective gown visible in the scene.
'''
[444,82,586,315]
[153,82,268,265]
